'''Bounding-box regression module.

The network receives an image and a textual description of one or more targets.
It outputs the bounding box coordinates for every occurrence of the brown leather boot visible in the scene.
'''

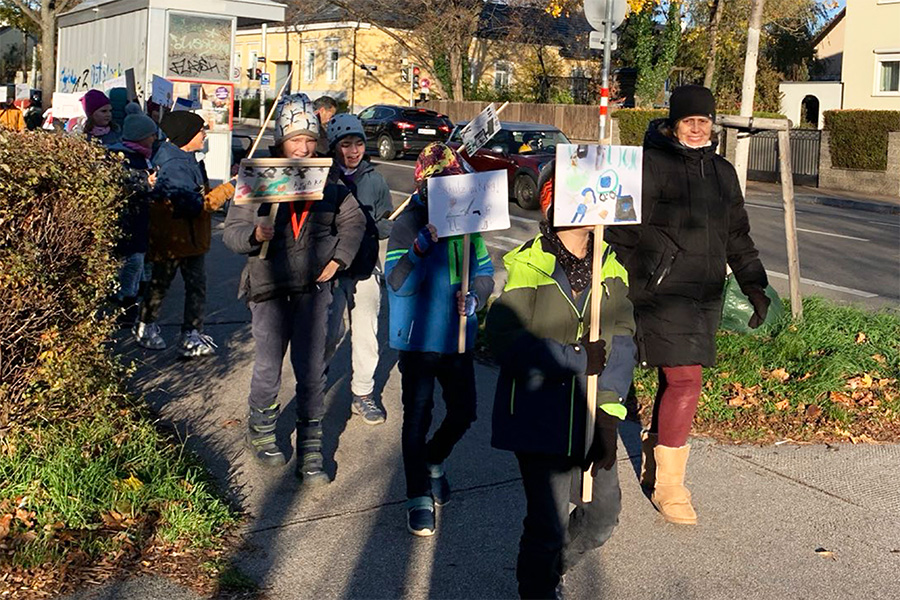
[651,444,697,525]
[640,431,658,489]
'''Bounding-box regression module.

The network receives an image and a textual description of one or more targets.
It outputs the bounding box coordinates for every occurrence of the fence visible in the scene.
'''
[421,100,602,141]
[743,129,822,187]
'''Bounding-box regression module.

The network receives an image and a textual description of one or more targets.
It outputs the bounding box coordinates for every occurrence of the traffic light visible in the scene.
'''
[412,66,420,90]
[401,58,409,82]
[247,67,261,80]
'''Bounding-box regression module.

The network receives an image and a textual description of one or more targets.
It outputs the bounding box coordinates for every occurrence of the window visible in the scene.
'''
[327,48,339,82]
[304,49,315,83]
[877,55,900,94]
[494,61,511,89]
[358,107,376,120]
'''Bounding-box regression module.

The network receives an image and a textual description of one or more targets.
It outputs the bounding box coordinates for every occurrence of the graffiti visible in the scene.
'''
[168,34,230,55]
[59,62,124,92]
[166,14,231,80]
[168,57,221,78]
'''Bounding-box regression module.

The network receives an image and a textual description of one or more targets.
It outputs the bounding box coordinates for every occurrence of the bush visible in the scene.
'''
[611,109,668,145]
[238,96,276,119]
[0,131,233,586]
[824,109,900,171]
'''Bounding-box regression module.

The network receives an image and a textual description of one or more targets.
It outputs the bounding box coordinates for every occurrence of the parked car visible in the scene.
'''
[357,104,452,160]
[447,121,570,210]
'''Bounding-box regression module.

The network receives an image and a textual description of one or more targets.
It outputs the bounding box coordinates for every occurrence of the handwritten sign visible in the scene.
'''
[166,14,233,80]
[553,144,642,227]
[50,92,87,120]
[234,158,333,205]
[460,103,501,156]
[102,75,127,92]
[427,170,510,238]
[151,75,174,108]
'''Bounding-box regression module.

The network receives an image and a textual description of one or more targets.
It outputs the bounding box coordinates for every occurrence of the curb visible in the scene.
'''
[792,193,900,215]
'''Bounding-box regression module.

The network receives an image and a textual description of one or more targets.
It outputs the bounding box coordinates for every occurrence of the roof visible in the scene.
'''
[812,7,845,48]
[59,0,287,28]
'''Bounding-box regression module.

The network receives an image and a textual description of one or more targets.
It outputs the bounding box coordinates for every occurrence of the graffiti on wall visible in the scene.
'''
[166,14,232,80]
[59,63,123,92]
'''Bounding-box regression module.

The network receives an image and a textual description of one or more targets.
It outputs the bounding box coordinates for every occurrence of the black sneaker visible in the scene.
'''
[428,463,451,506]
[406,497,435,537]
[351,393,386,425]
[247,403,286,467]
[297,419,330,486]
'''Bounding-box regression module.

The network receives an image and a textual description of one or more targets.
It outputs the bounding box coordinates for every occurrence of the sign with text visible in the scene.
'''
[460,103,501,157]
[50,92,87,120]
[553,144,642,227]
[102,75,127,92]
[151,75,174,108]
[427,170,510,238]
[234,158,333,205]
[166,13,233,81]
[171,80,233,131]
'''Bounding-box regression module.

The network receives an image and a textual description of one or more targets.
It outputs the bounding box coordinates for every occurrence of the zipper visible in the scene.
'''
[568,375,575,457]
[510,378,516,415]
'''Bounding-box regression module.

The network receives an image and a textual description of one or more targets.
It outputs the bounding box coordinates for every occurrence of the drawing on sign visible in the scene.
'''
[166,14,232,80]
[460,103,501,157]
[171,80,233,131]
[427,170,510,238]
[102,75,127,92]
[234,158,333,205]
[553,144,642,227]
[152,75,174,108]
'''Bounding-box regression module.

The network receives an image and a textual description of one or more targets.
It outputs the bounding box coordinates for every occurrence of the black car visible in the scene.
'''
[357,104,452,160]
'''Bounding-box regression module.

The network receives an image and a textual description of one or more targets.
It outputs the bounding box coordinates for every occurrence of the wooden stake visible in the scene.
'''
[777,128,802,319]
[582,224,605,503]
[458,234,471,354]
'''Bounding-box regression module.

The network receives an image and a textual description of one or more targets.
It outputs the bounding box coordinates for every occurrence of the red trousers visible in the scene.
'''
[649,365,703,447]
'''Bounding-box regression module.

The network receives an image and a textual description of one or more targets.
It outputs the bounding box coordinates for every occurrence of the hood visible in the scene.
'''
[644,118,718,160]
[151,140,190,165]
[351,156,376,178]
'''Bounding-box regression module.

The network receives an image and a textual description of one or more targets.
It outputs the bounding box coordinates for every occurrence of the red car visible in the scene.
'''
[448,121,570,210]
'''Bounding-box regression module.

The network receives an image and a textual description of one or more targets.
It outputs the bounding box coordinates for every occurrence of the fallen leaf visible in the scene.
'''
[850,433,877,444]
[774,399,791,411]
[830,392,854,406]
[872,354,886,365]
[221,419,241,428]
[797,372,813,382]
[0,514,12,540]
[815,547,836,560]
[855,332,867,344]
[728,396,746,407]
[768,368,791,382]
[805,404,822,419]
[847,373,874,390]
[115,474,143,492]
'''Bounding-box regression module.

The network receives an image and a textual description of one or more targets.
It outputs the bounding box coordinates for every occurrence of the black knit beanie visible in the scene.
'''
[160,111,205,148]
[668,85,716,125]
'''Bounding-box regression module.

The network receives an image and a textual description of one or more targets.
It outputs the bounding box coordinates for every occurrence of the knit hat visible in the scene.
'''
[667,85,716,125]
[122,103,158,142]
[80,89,111,118]
[274,93,319,144]
[160,111,205,148]
[414,142,468,182]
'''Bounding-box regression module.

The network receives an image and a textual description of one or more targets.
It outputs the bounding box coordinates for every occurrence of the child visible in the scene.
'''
[385,142,494,536]
[486,162,636,598]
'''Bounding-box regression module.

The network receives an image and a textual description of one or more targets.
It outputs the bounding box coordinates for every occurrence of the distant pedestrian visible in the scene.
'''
[487,162,635,599]
[79,89,121,146]
[133,111,235,358]
[324,113,394,424]
[313,95,338,156]
[385,142,494,536]
[223,93,365,486]
[0,86,25,132]
[605,84,769,525]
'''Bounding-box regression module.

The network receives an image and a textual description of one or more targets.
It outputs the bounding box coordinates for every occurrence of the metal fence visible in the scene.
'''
[748,129,821,187]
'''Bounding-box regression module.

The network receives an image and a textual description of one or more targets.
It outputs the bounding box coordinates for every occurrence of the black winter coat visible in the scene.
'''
[606,119,767,367]
[107,143,153,256]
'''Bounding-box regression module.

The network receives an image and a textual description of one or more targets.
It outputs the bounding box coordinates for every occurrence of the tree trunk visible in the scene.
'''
[449,44,465,101]
[703,0,724,89]
[733,0,766,195]
[39,5,55,104]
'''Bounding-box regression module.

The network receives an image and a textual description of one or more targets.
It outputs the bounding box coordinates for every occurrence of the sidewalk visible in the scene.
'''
[65,225,900,600]
[747,181,900,214]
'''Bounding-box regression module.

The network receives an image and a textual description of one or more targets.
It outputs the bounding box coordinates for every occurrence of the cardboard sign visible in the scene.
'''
[234,158,333,205]
[50,92,87,120]
[460,103,501,156]
[102,75,127,92]
[151,75,174,108]
[427,170,510,238]
[553,144,642,227]
[0,85,11,103]
[15,84,30,101]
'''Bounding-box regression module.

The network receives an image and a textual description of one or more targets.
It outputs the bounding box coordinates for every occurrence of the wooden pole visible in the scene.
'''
[582,224,605,503]
[777,128,803,319]
[733,0,766,195]
[457,234,471,354]
[254,70,293,261]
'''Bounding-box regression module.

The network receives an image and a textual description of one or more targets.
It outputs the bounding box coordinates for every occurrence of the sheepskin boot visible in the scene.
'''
[651,444,697,525]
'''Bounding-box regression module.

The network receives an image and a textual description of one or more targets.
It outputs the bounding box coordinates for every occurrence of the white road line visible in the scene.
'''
[795,227,869,242]
[493,235,528,246]
[390,190,410,197]
[509,214,538,224]
[869,220,900,228]
[373,159,415,169]
[745,202,782,211]
[766,271,878,298]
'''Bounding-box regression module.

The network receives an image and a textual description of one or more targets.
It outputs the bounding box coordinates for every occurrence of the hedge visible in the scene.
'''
[824,110,900,171]
[612,109,788,147]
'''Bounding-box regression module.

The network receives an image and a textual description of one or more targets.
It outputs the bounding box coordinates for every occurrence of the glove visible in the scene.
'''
[578,335,606,376]
[413,226,436,256]
[583,410,619,473]
[746,288,771,329]
[205,181,235,211]
[463,291,478,317]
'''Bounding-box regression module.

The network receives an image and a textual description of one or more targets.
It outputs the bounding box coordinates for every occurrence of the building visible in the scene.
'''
[0,24,38,84]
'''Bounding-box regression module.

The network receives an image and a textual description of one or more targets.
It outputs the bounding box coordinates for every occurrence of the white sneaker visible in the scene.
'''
[178,329,217,358]
[133,321,166,350]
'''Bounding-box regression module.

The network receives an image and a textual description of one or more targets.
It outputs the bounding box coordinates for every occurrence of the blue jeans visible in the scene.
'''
[515,454,621,599]
[116,252,145,300]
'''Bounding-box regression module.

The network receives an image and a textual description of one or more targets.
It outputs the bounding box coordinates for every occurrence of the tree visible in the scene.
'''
[703,0,724,88]
[5,0,82,102]
[631,0,683,107]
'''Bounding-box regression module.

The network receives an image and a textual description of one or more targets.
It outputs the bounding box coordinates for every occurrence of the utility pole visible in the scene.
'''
[733,0,765,195]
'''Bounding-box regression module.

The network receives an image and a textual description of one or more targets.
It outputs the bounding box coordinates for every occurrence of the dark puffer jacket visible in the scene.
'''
[605,119,767,367]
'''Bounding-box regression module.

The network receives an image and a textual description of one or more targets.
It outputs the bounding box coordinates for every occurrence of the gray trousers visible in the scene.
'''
[248,285,332,422]
[141,254,206,333]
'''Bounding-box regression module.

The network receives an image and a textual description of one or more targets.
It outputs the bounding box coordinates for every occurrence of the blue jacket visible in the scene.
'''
[385,197,494,354]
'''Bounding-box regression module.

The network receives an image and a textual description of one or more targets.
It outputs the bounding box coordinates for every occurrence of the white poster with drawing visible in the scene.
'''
[460,103,501,156]
[553,144,642,227]
[151,75,174,108]
[234,158,333,205]
[50,92,87,120]
[427,170,510,238]
[102,75,127,92]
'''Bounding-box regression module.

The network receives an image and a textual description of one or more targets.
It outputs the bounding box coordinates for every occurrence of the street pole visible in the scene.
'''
[260,23,268,124]
[734,0,765,195]
[598,2,613,144]
[409,65,414,107]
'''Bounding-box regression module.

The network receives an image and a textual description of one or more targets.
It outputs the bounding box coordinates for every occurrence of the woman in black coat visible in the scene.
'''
[607,85,769,525]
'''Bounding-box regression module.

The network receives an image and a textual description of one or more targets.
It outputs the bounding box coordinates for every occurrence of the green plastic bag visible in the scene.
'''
[720,274,785,334]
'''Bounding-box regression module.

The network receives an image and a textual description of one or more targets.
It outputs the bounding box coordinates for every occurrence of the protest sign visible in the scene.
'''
[15,84,30,101]
[426,170,510,238]
[102,75,127,92]
[460,103,502,156]
[553,144,642,227]
[50,92,86,120]
[151,75,174,108]
[0,85,10,103]
[234,158,333,205]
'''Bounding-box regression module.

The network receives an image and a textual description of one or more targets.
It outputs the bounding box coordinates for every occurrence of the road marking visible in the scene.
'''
[795,227,869,242]
[390,190,410,197]
[745,202,782,211]
[372,159,415,169]
[509,215,538,224]
[767,271,878,298]
[869,220,900,228]
[493,235,528,246]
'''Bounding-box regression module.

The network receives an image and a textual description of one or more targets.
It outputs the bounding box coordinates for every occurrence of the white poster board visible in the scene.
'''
[0,86,9,103]
[15,84,30,101]
[553,144,642,227]
[151,75,174,108]
[427,170,510,238]
[102,75,127,92]
[50,92,87,120]
[460,103,501,156]
[234,158,333,205]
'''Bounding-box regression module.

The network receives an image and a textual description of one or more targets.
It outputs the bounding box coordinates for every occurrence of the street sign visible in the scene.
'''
[589,31,618,50]
[260,72,271,88]
[583,0,627,31]
[460,103,501,156]
[420,78,431,91]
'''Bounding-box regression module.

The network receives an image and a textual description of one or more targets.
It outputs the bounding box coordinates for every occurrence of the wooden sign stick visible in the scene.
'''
[582,223,605,503]
[458,234,471,354]
[388,101,511,221]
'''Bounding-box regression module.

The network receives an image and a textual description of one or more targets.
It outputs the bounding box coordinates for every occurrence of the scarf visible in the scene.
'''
[539,220,593,294]
[123,140,153,160]
[90,125,111,138]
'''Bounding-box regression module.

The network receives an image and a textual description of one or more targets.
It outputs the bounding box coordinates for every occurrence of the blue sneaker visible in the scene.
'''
[428,463,451,506]
[406,496,435,537]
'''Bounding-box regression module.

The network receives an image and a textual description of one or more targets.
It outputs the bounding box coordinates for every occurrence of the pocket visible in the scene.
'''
[644,230,681,293]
